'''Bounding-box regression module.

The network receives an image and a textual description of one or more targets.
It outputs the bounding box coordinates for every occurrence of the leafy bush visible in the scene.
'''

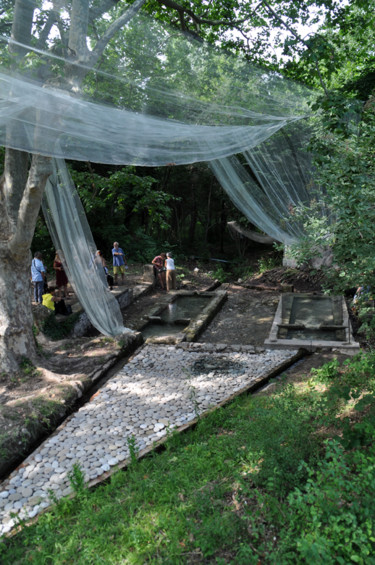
[41,312,80,341]
[292,107,375,297]
[258,255,280,273]
[211,265,231,282]
[276,440,375,564]
[356,305,375,346]
[231,263,254,280]
[238,385,321,496]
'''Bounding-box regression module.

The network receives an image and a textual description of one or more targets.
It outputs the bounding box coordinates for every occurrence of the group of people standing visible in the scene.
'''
[31,243,176,311]
[31,251,71,315]
[152,252,176,291]
[31,242,128,308]
[31,251,69,305]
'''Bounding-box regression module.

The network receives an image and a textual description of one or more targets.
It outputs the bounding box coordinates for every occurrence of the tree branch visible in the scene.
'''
[89,0,147,66]
[89,0,121,24]
[157,0,249,29]
[232,25,252,52]
[11,155,52,255]
[10,0,35,59]
[260,0,329,94]
[69,0,90,59]
[36,8,59,49]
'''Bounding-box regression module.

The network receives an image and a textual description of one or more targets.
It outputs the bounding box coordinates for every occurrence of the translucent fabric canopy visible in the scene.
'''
[0,2,324,336]
[42,158,128,337]
[0,70,300,166]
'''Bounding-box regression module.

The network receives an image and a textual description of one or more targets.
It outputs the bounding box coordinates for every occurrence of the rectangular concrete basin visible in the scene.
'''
[141,290,227,344]
[264,293,359,351]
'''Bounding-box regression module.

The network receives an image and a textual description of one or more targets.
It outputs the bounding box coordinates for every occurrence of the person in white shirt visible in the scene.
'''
[165,252,176,291]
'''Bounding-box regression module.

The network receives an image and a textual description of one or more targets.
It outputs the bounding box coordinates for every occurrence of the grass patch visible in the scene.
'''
[2,352,375,563]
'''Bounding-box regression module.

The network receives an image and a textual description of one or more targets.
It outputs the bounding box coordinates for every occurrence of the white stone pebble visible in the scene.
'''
[0,344,297,536]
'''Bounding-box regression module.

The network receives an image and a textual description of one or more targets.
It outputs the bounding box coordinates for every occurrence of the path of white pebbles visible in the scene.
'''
[0,343,298,535]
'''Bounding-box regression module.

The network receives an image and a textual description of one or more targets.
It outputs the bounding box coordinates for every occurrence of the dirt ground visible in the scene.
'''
[0,262,360,479]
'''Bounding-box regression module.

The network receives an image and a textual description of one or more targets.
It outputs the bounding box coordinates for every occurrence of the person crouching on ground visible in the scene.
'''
[165,252,176,291]
[42,286,71,315]
[112,242,127,285]
[152,252,166,290]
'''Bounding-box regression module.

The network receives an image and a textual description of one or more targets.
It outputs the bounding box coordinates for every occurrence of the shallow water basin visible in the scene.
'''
[140,291,227,344]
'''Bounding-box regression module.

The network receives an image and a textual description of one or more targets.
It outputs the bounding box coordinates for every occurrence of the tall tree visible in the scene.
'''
[0,0,148,372]
[288,0,375,291]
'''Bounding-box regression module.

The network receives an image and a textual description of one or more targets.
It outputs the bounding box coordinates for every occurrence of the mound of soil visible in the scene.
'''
[244,266,324,293]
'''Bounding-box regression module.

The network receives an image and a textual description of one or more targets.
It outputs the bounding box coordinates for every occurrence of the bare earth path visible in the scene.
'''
[198,285,280,346]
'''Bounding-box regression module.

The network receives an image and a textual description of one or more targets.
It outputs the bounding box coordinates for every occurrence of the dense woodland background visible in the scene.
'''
[34,159,247,267]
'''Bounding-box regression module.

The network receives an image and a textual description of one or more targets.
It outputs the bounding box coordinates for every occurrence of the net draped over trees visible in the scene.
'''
[0,0,328,365]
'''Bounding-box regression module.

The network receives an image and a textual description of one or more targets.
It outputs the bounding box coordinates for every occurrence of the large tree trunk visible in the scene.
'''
[1,0,147,373]
[0,151,52,372]
[0,0,90,374]
[0,260,36,372]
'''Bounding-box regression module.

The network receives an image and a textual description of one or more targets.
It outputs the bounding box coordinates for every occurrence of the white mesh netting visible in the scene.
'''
[0,1,325,336]
[42,158,127,337]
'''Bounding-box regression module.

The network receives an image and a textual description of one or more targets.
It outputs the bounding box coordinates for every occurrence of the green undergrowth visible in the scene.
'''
[2,352,375,563]
[41,312,80,341]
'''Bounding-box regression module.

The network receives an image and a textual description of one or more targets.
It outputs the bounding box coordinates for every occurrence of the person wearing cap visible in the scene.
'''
[165,252,176,291]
